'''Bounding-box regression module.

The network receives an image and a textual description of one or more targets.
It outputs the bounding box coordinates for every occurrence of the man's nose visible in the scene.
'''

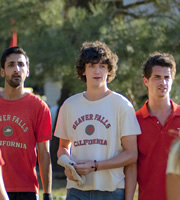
[160,78,167,85]
[14,64,20,72]
[94,66,100,73]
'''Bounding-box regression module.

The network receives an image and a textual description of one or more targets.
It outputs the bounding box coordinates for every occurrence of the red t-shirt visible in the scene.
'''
[0,93,52,193]
[136,100,180,200]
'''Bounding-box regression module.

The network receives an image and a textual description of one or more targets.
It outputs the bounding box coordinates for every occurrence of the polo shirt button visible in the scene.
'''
[157,121,159,124]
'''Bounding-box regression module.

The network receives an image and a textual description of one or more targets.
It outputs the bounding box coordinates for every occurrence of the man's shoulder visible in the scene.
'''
[26,92,43,101]
[111,91,132,104]
[64,93,83,103]
[111,91,127,99]
[136,107,143,115]
[171,100,180,112]
[136,101,147,114]
[26,93,49,107]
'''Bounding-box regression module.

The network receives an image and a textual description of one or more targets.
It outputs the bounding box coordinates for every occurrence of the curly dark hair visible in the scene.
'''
[143,51,176,80]
[75,41,118,83]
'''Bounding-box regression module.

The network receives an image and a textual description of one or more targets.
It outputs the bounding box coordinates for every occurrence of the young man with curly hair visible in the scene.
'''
[136,52,180,200]
[55,41,141,200]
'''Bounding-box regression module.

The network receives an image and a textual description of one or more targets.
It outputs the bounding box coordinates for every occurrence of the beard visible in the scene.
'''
[7,79,21,88]
[5,74,22,88]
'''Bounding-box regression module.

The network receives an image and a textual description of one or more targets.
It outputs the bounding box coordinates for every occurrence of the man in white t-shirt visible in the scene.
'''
[54,41,141,200]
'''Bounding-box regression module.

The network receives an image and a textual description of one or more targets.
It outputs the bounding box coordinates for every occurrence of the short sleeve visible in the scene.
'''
[35,102,52,142]
[120,102,141,137]
[54,102,68,139]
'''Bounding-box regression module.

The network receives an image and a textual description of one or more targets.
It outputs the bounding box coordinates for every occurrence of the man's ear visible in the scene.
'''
[0,68,5,78]
[143,77,148,87]
[26,68,30,77]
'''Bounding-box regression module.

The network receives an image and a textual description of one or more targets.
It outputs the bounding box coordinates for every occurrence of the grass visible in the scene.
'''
[38,173,67,200]
[39,188,67,200]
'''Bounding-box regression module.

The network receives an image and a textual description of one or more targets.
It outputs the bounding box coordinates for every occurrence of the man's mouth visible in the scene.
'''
[158,86,167,91]
[12,74,21,79]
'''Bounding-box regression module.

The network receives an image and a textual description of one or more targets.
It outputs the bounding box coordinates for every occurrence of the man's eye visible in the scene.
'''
[18,63,24,67]
[8,63,14,67]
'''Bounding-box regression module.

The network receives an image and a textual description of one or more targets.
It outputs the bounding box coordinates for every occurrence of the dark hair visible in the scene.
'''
[75,41,118,83]
[143,51,176,80]
[1,46,29,69]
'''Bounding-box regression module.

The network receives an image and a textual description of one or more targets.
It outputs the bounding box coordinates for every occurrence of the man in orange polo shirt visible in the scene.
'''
[136,52,180,200]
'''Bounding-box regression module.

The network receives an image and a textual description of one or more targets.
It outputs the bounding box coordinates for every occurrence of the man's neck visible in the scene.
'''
[147,96,172,125]
[148,96,171,112]
[84,86,111,101]
[1,86,27,100]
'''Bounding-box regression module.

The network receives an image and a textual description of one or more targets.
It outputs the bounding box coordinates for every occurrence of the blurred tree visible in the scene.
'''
[0,0,179,108]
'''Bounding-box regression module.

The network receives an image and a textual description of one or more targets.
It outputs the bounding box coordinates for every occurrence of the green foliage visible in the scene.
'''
[0,0,180,108]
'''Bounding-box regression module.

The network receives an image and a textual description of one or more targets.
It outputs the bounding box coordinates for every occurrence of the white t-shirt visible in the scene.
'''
[55,91,141,191]
[166,139,180,175]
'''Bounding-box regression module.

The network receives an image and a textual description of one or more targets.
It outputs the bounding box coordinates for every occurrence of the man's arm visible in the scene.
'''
[0,166,9,200]
[75,135,138,175]
[57,138,71,158]
[124,163,137,200]
[99,135,138,169]
[57,138,78,181]
[37,141,52,199]
[166,174,180,200]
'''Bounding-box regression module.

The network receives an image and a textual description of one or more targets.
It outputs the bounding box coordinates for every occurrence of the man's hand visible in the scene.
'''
[57,155,86,187]
[74,160,96,175]
[64,167,78,181]
[43,193,53,200]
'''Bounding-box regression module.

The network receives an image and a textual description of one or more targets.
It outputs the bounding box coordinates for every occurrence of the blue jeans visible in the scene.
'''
[66,188,125,200]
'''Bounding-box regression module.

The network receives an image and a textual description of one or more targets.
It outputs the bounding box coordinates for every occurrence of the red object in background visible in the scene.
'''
[10,18,17,47]
[10,32,17,47]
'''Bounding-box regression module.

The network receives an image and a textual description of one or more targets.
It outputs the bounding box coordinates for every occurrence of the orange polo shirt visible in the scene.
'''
[136,100,180,200]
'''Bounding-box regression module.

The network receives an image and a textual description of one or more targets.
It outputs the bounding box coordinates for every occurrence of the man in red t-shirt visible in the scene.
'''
[136,52,180,200]
[0,47,52,200]
[0,150,9,200]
